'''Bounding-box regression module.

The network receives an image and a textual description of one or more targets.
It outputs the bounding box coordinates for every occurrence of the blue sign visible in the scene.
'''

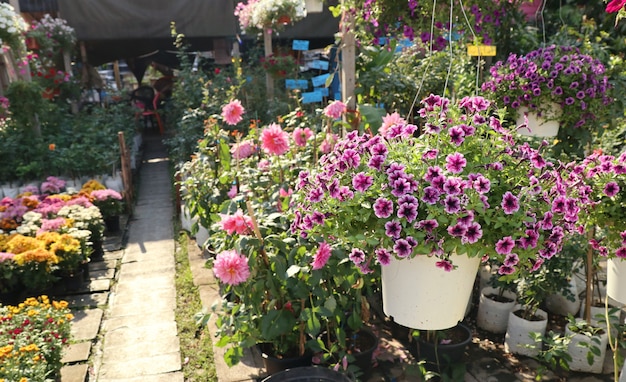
[311,73,330,87]
[314,87,329,96]
[309,60,329,71]
[292,40,310,51]
[302,90,323,103]
[285,79,309,90]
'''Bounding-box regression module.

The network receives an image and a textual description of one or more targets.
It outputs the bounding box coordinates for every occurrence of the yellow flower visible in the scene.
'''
[0,345,13,358]
[5,235,43,255]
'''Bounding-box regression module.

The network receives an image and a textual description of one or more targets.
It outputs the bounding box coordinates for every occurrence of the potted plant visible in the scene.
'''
[0,296,73,381]
[89,188,125,232]
[25,14,76,53]
[481,45,611,138]
[564,315,608,374]
[234,0,306,34]
[0,3,27,53]
[292,94,581,331]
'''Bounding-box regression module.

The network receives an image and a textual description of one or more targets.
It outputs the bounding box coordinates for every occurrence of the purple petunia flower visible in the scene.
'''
[462,222,483,244]
[417,219,438,233]
[498,265,515,275]
[443,177,463,195]
[349,248,366,264]
[444,195,461,214]
[501,191,520,214]
[604,181,620,197]
[373,197,394,218]
[393,239,412,258]
[352,172,373,192]
[397,202,418,223]
[447,222,467,237]
[424,166,443,182]
[495,236,515,255]
[446,152,467,174]
[385,220,402,238]
[436,260,453,272]
[422,149,439,160]
[504,253,519,267]
[449,126,465,146]
[421,186,441,204]
[375,248,391,265]
[368,155,385,170]
[309,187,325,203]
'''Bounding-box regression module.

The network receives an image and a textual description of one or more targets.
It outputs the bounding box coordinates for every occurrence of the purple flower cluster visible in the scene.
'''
[292,95,582,277]
[567,151,626,259]
[482,45,611,129]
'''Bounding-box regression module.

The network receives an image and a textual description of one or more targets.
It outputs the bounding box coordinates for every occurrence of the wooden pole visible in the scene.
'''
[118,132,133,212]
[113,60,122,91]
[263,29,274,99]
[340,9,356,114]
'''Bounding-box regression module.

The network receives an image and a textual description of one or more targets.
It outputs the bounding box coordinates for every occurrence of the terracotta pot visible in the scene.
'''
[277,15,292,24]
[26,37,40,50]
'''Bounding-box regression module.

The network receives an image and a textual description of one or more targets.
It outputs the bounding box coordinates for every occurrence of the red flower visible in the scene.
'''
[606,0,626,13]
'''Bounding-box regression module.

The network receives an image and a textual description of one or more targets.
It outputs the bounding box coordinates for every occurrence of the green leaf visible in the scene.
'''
[224,347,243,367]
[302,308,321,336]
[324,296,337,312]
[260,309,296,339]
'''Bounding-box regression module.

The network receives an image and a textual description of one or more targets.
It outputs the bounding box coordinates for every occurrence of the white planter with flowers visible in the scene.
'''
[293,96,583,331]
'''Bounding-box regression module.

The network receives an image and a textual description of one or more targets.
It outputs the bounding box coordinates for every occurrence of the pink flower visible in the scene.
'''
[323,100,347,119]
[606,0,626,13]
[258,159,270,171]
[260,123,290,155]
[221,99,245,125]
[319,134,338,153]
[293,127,313,147]
[231,140,256,159]
[91,189,123,201]
[227,185,238,198]
[0,252,15,262]
[213,250,250,285]
[312,241,332,269]
[219,210,253,235]
[380,112,406,137]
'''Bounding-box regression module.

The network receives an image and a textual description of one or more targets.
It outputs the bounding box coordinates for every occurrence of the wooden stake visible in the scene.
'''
[263,29,274,99]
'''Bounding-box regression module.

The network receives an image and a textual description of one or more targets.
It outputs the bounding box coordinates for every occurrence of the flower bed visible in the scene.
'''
[0,295,73,381]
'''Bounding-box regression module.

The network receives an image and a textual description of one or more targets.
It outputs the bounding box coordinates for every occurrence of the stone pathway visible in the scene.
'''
[58,132,183,381]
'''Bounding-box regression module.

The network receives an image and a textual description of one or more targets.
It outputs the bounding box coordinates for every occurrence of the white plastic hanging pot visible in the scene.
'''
[607,258,626,305]
[381,253,480,330]
[565,319,608,374]
[516,102,562,137]
[504,305,548,357]
[476,286,517,334]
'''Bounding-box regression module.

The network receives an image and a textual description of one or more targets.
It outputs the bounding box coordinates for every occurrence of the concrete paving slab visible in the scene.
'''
[98,371,185,382]
[89,259,117,271]
[103,251,124,260]
[60,363,89,382]
[116,259,175,277]
[103,321,178,348]
[109,284,175,306]
[90,268,115,280]
[71,308,103,341]
[102,335,181,363]
[98,352,181,379]
[88,278,111,292]
[63,292,109,309]
[107,297,175,318]
[61,341,92,363]
[102,310,176,332]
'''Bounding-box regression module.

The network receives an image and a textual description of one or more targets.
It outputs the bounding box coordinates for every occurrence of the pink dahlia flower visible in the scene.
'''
[312,241,332,269]
[293,127,313,147]
[323,100,347,119]
[221,99,245,126]
[219,210,253,235]
[379,112,406,137]
[260,123,290,155]
[231,139,256,159]
[213,250,250,285]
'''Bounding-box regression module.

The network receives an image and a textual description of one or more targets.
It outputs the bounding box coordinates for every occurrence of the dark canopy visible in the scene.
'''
[50,0,338,70]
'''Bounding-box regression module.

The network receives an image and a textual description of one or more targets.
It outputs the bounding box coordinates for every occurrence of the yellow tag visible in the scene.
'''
[467,45,496,57]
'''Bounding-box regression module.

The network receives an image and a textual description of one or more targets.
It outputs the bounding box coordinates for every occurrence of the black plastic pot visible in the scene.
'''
[347,329,378,373]
[258,344,312,375]
[412,322,472,373]
[261,366,352,382]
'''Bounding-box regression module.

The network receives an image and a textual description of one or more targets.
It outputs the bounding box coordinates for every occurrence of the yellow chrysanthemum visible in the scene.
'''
[5,235,43,254]
[14,248,59,265]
